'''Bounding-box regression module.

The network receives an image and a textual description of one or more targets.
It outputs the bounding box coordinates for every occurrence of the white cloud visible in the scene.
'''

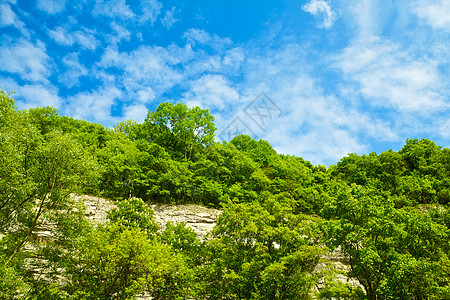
[222,47,245,72]
[140,0,162,24]
[48,26,98,50]
[209,40,410,165]
[136,88,155,103]
[95,32,245,115]
[36,0,66,14]
[161,7,179,29]
[97,46,121,66]
[74,31,98,50]
[93,0,135,19]
[334,37,445,112]
[0,39,50,82]
[439,119,450,139]
[182,46,243,80]
[0,3,29,37]
[413,0,450,31]
[0,78,61,109]
[260,88,365,164]
[182,74,240,110]
[302,0,338,29]
[97,45,184,93]
[261,88,399,164]
[108,22,131,44]
[0,3,16,25]
[18,84,61,109]
[58,53,88,88]
[65,87,122,126]
[47,26,69,44]
[122,104,148,123]
[183,28,212,44]
[340,0,382,37]
[183,28,232,51]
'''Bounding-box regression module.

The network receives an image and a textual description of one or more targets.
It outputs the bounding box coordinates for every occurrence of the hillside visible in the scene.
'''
[1,90,449,299]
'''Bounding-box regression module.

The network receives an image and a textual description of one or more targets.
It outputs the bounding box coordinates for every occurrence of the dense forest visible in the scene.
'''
[1,89,449,299]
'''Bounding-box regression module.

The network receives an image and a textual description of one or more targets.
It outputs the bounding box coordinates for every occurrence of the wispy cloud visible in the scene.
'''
[182,74,240,110]
[183,28,232,50]
[334,37,445,112]
[161,6,179,29]
[65,87,122,125]
[93,0,135,19]
[0,3,29,37]
[18,84,61,109]
[439,119,450,139]
[0,39,50,82]
[36,0,66,14]
[108,22,131,45]
[58,53,88,88]
[0,77,61,110]
[97,45,184,93]
[0,3,18,25]
[140,0,162,24]
[208,42,397,164]
[413,0,450,31]
[122,104,148,122]
[302,0,338,29]
[48,26,98,50]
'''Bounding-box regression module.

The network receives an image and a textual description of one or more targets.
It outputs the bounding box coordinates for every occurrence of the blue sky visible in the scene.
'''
[1,0,449,165]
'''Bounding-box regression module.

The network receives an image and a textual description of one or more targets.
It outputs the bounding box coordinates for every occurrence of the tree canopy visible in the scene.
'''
[0,90,449,299]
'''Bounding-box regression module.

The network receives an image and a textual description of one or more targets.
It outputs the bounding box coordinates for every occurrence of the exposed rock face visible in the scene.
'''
[150,203,221,238]
[71,193,116,224]
[313,247,364,294]
[31,195,363,297]
[70,195,222,239]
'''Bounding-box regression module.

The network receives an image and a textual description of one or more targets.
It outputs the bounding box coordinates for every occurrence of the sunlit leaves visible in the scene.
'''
[144,102,216,161]
[64,223,192,299]
[204,197,323,299]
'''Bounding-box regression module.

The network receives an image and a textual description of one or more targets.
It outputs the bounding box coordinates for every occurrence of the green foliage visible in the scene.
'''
[113,119,140,139]
[0,90,17,128]
[96,133,143,199]
[64,223,193,299]
[317,280,365,300]
[0,255,30,299]
[0,91,102,297]
[25,106,60,135]
[144,102,216,161]
[161,221,202,263]
[107,197,159,235]
[320,184,450,299]
[2,90,450,299]
[202,196,323,299]
[331,139,450,206]
[230,134,277,166]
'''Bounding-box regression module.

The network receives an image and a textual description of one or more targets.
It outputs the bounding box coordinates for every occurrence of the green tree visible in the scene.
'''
[64,223,193,299]
[0,258,31,299]
[107,197,159,235]
[96,133,144,199]
[144,102,216,161]
[230,134,277,167]
[25,106,60,135]
[0,91,102,297]
[320,183,450,299]
[3,131,99,264]
[203,195,323,299]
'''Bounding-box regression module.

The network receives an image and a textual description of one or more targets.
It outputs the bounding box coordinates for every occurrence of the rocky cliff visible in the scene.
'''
[69,194,222,238]
[31,194,362,297]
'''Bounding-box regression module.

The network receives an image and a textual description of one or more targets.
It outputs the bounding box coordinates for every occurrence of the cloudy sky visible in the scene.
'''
[1,0,449,165]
